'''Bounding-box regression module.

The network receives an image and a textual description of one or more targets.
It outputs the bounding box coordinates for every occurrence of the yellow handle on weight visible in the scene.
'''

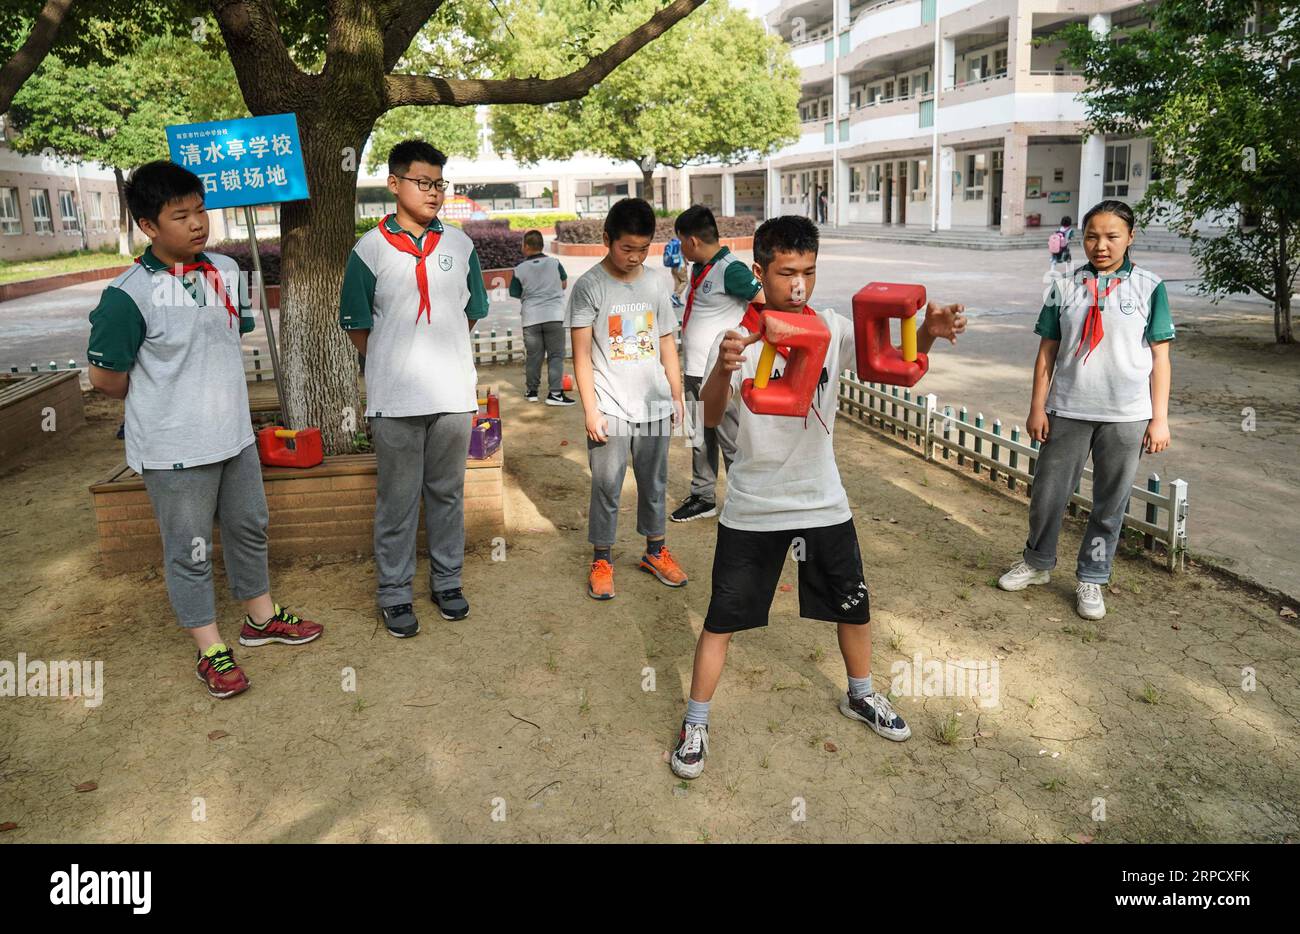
[901,315,917,363]
[273,429,298,439]
[753,340,778,389]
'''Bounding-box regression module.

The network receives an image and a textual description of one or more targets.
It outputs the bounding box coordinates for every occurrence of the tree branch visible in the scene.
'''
[380,0,445,71]
[210,0,305,113]
[0,0,76,115]
[384,0,707,107]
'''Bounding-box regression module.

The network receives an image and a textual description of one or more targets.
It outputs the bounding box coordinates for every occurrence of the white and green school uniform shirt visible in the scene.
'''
[681,246,762,378]
[339,215,489,417]
[87,247,255,473]
[703,304,856,532]
[568,262,675,423]
[1034,256,1175,422]
[509,253,568,327]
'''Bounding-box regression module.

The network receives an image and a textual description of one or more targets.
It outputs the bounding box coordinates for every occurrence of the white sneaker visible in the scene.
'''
[670,721,709,779]
[1076,581,1106,620]
[997,561,1051,592]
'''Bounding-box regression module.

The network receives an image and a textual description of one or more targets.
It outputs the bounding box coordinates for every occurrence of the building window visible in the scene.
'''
[994,48,1008,77]
[59,190,80,233]
[824,122,834,144]
[0,187,22,235]
[838,118,849,142]
[898,76,910,99]
[865,164,882,203]
[88,191,105,231]
[1104,143,1131,197]
[917,70,931,94]
[29,189,53,234]
[849,166,863,203]
[919,98,934,128]
[964,153,987,201]
[967,54,989,83]
[883,79,895,101]
[911,160,929,202]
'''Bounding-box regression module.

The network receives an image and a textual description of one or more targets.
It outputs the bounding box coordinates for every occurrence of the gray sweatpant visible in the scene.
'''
[587,415,671,547]
[683,374,739,502]
[524,321,565,395]
[1023,413,1147,584]
[372,412,474,606]
[141,442,270,628]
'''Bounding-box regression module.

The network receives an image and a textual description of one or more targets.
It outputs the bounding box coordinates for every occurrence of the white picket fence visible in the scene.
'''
[835,372,1189,571]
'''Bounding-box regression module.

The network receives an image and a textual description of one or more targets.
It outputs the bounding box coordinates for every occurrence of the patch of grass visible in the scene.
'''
[807,733,824,749]
[880,759,901,778]
[1139,684,1161,705]
[889,631,904,652]
[578,690,590,716]
[759,754,770,769]
[933,713,961,745]
[766,720,780,734]
[1041,777,1066,792]
[697,827,711,843]
[957,588,971,601]
[675,780,689,793]
[352,697,370,714]
[808,645,825,663]
[724,775,741,797]
[545,651,559,673]
[0,246,125,286]
[1062,625,1102,643]
[1028,695,1040,709]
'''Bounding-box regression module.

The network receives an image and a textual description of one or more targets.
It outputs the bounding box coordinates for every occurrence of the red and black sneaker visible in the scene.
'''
[196,644,250,699]
[238,603,323,647]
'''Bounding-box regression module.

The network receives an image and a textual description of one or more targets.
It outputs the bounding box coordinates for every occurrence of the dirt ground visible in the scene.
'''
[1,363,1297,843]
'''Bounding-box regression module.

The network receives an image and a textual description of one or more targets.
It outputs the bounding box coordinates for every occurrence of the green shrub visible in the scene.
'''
[497,212,578,230]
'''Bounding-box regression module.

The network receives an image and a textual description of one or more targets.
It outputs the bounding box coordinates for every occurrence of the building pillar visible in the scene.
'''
[942,38,956,90]
[937,146,955,229]
[674,166,692,211]
[1078,13,1111,213]
[1000,131,1028,236]
[721,171,736,217]
[765,163,780,219]
[834,155,851,226]
[557,175,577,214]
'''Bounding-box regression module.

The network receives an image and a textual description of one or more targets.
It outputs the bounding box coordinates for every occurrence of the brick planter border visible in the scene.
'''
[90,448,504,572]
[0,371,86,471]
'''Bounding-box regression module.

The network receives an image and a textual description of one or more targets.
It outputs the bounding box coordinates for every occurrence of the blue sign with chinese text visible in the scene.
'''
[165,113,309,209]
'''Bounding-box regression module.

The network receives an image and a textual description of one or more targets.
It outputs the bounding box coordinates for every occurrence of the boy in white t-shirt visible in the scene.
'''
[670,215,968,780]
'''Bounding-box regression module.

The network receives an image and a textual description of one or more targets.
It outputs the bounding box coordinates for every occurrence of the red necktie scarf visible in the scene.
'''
[141,256,240,328]
[377,214,442,323]
[681,259,717,333]
[1075,275,1120,362]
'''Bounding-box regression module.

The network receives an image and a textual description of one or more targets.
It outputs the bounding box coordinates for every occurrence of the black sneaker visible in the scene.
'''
[433,587,469,620]
[670,720,709,779]
[525,390,539,403]
[670,494,718,523]
[839,692,911,741]
[545,392,577,407]
[380,603,419,638]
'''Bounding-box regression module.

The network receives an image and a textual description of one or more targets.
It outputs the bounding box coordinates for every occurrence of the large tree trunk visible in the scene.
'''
[640,162,657,209]
[276,114,373,451]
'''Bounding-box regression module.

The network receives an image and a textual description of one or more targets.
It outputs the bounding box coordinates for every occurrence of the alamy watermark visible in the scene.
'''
[0,654,104,708]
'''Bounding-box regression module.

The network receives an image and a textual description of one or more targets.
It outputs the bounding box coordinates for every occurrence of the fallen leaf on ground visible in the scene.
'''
[0,822,17,832]
[1281,607,1297,619]
[74,782,97,793]
[823,741,838,753]
[207,730,229,741]
[778,584,793,592]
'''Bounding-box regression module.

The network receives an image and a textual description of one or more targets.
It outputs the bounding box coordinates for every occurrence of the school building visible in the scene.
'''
[685,0,1168,238]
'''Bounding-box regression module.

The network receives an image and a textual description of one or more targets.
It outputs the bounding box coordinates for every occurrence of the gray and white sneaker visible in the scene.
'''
[524,390,540,403]
[997,560,1051,592]
[840,692,911,741]
[1076,581,1106,620]
[670,720,709,779]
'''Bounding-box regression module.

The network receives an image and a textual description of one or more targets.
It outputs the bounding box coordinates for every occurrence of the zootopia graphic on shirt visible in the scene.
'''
[608,302,657,362]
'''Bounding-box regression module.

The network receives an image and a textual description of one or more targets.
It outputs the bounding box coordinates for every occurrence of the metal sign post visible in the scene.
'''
[242,205,288,424]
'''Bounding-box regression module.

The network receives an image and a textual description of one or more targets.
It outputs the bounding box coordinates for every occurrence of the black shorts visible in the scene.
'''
[703,518,870,634]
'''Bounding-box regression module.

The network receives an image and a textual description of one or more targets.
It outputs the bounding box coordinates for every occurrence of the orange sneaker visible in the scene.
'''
[639,545,688,587]
[588,559,615,600]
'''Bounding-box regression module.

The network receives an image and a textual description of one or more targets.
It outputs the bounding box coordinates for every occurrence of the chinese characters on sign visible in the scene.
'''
[165,113,310,209]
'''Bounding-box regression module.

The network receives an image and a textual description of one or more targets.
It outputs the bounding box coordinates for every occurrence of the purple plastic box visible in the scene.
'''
[469,417,501,459]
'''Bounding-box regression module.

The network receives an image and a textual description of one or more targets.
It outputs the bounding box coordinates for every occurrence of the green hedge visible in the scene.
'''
[497,212,578,230]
